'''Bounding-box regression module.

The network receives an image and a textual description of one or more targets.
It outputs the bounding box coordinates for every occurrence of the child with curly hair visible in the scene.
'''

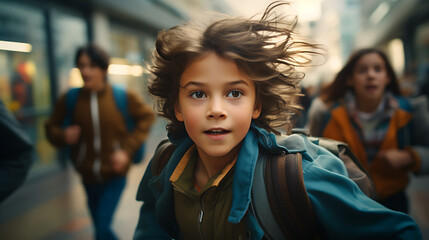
[134,2,421,239]
[307,48,429,214]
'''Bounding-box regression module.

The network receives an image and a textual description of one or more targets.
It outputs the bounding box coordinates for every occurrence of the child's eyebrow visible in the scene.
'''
[180,80,250,88]
[180,81,204,88]
[227,80,250,87]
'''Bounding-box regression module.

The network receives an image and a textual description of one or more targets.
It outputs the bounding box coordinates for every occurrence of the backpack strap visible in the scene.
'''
[251,152,285,240]
[63,88,81,127]
[111,85,148,163]
[252,151,320,239]
[59,88,81,162]
[150,139,176,176]
[111,85,131,129]
[268,152,319,239]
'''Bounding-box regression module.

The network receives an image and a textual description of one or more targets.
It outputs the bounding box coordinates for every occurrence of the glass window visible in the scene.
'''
[51,9,88,94]
[109,23,155,102]
[0,2,55,176]
[0,3,88,177]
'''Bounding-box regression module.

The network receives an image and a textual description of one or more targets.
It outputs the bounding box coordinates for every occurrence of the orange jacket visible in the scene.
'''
[321,103,421,200]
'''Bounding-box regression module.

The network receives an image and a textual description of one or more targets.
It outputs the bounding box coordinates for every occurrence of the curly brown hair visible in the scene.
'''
[148,1,322,135]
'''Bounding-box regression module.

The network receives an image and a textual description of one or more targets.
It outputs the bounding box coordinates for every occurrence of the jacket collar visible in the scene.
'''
[168,123,307,224]
[78,83,110,95]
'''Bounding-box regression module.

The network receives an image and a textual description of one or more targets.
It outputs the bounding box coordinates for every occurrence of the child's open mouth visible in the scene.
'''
[204,129,230,135]
[365,85,378,91]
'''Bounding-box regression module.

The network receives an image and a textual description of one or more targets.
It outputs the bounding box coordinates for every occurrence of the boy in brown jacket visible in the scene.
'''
[45,44,155,240]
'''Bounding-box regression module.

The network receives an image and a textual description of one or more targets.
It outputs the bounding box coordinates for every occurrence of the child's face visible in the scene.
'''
[175,52,261,160]
[347,53,390,103]
[77,53,106,91]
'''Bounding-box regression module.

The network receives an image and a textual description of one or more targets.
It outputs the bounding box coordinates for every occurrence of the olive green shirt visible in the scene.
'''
[170,145,248,240]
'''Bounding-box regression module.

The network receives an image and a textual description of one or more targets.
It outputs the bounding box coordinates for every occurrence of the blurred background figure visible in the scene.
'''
[44,44,155,240]
[306,48,429,213]
[0,0,429,239]
[0,99,33,203]
[291,86,313,128]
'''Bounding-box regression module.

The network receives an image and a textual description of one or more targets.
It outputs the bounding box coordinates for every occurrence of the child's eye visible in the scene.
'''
[226,90,242,98]
[356,67,366,74]
[374,65,383,73]
[190,91,206,99]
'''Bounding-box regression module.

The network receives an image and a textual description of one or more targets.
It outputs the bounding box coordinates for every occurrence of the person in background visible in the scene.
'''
[133,3,421,239]
[0,99,33,203]
[291,86,313,128]
[45,44,155,240]
[306,48,429,213]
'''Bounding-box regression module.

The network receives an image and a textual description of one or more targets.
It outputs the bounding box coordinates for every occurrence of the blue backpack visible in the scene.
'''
[62,85,146,164]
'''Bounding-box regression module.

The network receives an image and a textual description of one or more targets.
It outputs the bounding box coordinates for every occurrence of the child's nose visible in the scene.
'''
[207,97,226,119]
[368,68,377,78]
[79,67,91,76]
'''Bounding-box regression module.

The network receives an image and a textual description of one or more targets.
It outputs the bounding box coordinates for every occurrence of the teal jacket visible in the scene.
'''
[134,124,421,240]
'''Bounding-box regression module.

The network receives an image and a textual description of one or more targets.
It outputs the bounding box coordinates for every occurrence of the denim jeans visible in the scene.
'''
[84,176,126,240]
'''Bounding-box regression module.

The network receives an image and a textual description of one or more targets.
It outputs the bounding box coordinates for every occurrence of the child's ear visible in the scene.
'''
[252,102,261,119]
[175,103,184,122]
